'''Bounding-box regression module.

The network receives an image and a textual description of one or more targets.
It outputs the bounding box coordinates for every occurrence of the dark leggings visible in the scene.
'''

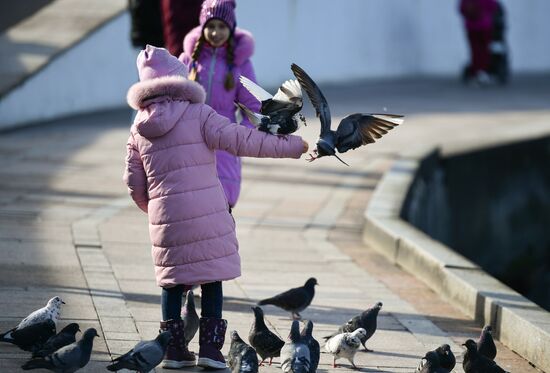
[161,281,223,321]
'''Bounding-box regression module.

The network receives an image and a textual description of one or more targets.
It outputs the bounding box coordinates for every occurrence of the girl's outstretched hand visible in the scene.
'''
[302,140,309,154]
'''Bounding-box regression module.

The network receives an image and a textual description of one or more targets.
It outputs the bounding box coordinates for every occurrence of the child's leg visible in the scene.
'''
[200,281,223,318]
[197,281,227,369]
[161,284,185,321]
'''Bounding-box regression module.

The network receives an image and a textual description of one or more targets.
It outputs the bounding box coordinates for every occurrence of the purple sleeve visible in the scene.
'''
[236,60,261,129]
[123,133,149,213]
[200,105,304,159]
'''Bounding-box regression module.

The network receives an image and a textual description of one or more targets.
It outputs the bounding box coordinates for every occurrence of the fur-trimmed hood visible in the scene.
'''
[182,26,254,66]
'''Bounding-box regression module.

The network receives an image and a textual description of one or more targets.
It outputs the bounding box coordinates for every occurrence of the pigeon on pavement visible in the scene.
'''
[433,344,455,371]
[299,320,319,373]
[415,350,450,373]
[324,301,382,351]
[280,320,310,373]
[258,278,318,320]
[32,323,80,358]
[182,290,199,345]
[21,327,99,372]
[249,306,284,366]
[462,339,508,373]
[324,328,366,369]
[0,319,56,352]
[237,75,306,135]
[477,325,497,360]
[291,63,403,166]
[106,331,171,372]
[228,330,259,373]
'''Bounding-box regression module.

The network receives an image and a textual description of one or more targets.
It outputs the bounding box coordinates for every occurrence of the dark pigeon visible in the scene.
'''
[228,330,259,373]
[32,323,80,358]
[248,306,284,365]
[182,290,199,345]
[106,331,171,372]
[433,344,455,371]
[280,320,310,373]
[323,301,382,351]
[21,327,99,372]
[415,351,450,373]
[462,339,508,373]
[257,278,318,320]
[299,320,319,373]
[477,325,497,360]
[0,319,56,353]
[291,63,403,166]
[237,75,306,135]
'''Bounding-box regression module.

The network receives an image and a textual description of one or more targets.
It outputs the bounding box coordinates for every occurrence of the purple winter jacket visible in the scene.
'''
[180,26,260,207]
[124,76,304,287]
[460,0,498,31]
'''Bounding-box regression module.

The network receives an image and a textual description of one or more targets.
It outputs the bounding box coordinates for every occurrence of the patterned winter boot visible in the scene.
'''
[197,317,228,369]
[160,319,196,368]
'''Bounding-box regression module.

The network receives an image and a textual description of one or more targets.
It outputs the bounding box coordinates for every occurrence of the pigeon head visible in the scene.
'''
[251,306,265,320]
[352,328,367,339]
[462,339,478,352]
[82,328,99,340]
[316,137,336,157]
[47,296,65,308]
[230,330,245,343]
[438,344,451,354]
[61,323,80,335]
[304,278,318,289]
[157,331,172,348]
[481,325,492,334]
[300,320,313,338]
[289,320,301,342]
[375,302,383,309]
[184,290,195,310]
[423,350,440,365]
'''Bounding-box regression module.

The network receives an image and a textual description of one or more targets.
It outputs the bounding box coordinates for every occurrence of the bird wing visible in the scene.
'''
[290,63,332,137]
[272,79,302,103]
[263,287,308,311]
[235,102,264,127]
[334,113,403,153]
[239,75,273,102]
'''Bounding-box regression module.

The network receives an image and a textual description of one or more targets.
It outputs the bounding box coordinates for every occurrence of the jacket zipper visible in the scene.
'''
[206,48,218,104]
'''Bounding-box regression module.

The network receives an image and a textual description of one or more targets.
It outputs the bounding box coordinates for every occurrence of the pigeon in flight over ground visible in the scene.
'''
[257,278,318,320]
[477,325,497,360]
[462,339,508,373]
[0,319,56,353]
[32,323,80,358]
[324,301,382,351]
[299,320,319,373]
[291,63,403,166]
[249,306,284,366]
[182,290,199,346]
[280,320,310,373]
[415,350,451,373]
[228,330,259,373]
[324,328,366,369]
[21,327,99,372]
[106,331,171,372]
[237,75,306,135]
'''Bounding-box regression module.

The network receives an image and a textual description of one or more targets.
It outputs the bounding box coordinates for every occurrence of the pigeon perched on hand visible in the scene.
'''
[182,290,199,345]
[299,320,319,373]
[291,63,403,166]
[237,75,306,135]
[258,278,318,320]
[106,331,171,372]
[32,323,80,358]
[415,351,451,373]
[249,306,284,366]
[21,327,99,372]
[280,320,310,373]
[324,328,366,369]
[477,325,497,360]
[324,301,382,351]
[0,319,56,352]
[228,330,259,373]
[462,339,508,373]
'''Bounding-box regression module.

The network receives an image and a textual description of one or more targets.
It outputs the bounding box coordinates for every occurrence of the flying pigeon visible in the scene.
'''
[462,339,508,373]
[228,330,259,373]
[323,301,382,351]
[280,320,310,373]
[291,63,403,166]
[21,327,99,372]
[182,290,199,345]
[477,325,497,360]
[415,350,451,373]
[32,323,80,358]
[237,75,306,135]
[324,328,366,369]
[106,331,171,372]
[249,306,285,366]
[0,319,56,353]
[257,278,318,320]
[299,320,319,373]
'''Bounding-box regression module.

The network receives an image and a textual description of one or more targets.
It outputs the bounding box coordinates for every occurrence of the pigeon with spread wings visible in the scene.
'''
[236,75,306,135]
[290,63,403,166]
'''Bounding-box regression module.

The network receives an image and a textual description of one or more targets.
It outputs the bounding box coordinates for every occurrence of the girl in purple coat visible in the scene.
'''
[180,0,260,209]
[124,46,307,369]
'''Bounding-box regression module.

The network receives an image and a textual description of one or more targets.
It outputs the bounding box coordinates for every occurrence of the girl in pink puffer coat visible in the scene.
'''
[124,45,307,370]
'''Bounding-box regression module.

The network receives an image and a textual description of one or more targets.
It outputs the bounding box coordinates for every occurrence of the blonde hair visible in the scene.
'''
[188,34,235,91]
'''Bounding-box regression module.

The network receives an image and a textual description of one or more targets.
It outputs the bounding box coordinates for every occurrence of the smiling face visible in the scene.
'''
[203,19,231,48]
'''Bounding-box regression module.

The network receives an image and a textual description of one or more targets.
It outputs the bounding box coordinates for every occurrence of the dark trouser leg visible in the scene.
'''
[161,284,185,321]
[200,281,223,318]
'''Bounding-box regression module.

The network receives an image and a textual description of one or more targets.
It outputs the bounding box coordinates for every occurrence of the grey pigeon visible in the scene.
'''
[258,278,318,320]
[181,290,199,345]
[299,320,319,373]
[249,306,284,366]
[237,75,306,135]
[477,325,497,360]
[462,339,508,373]
[33,323,80,358]
[324,328,366,369]
[0,319,56,352]
[228,330,259,373]
[434,344,455,371]
[21,327,99,373]
[106,331,171,372]
[291,63,403,166]
[415,351,450,373]
[280,320,310,373]
[324,301,382,351]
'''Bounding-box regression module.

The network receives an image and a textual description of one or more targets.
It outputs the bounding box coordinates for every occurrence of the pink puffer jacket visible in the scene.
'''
[124,76,304,287]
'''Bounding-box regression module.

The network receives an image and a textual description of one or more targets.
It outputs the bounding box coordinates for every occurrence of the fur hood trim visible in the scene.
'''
[127,75,206,110]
